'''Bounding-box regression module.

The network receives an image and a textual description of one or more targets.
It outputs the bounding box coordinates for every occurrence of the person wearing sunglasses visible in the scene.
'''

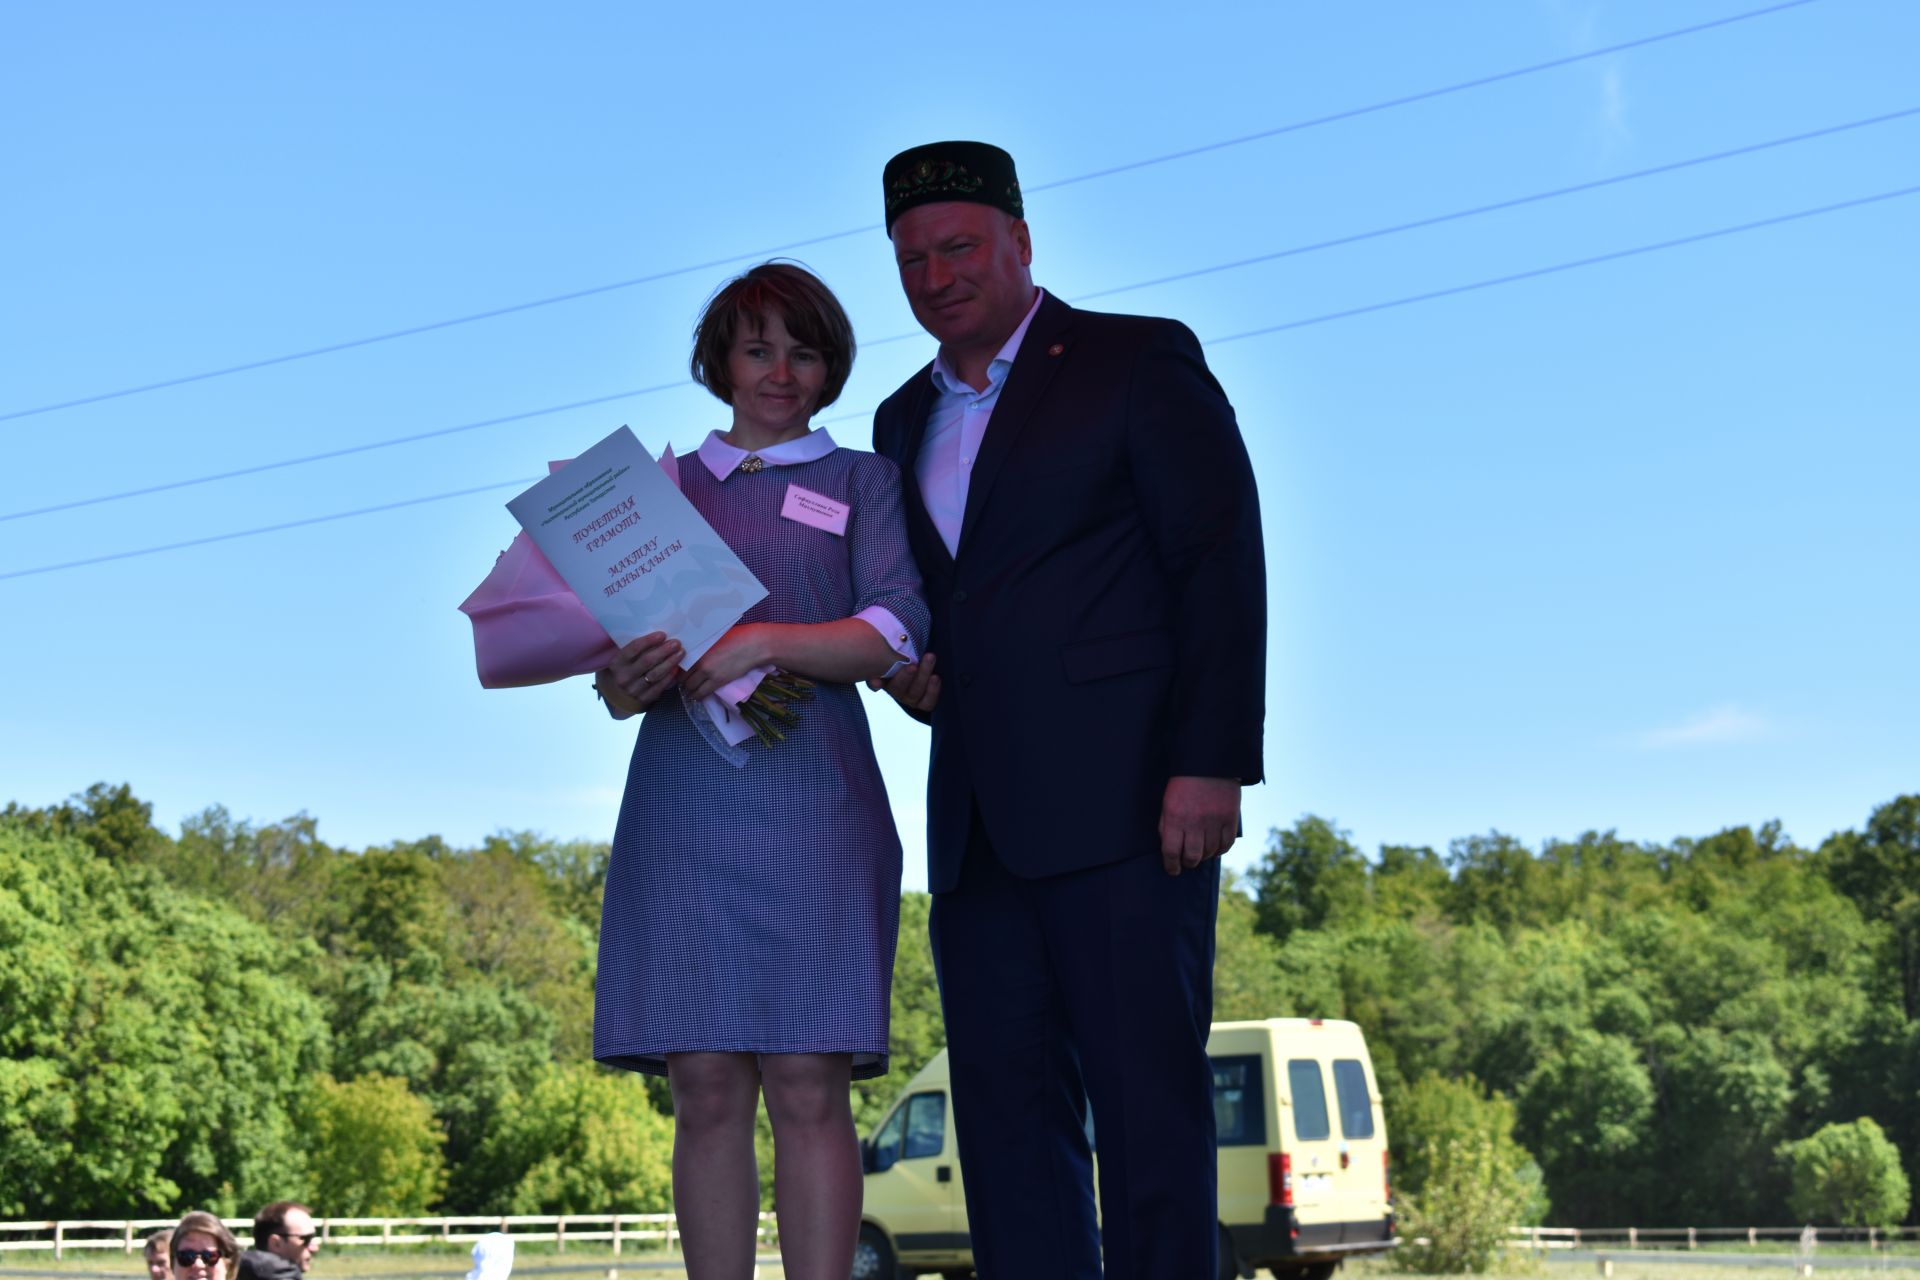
[166,1213,237,1280]
[236,1202,320,1280]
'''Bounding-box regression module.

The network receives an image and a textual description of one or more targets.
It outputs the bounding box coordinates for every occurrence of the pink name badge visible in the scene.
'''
[781,483,849,536]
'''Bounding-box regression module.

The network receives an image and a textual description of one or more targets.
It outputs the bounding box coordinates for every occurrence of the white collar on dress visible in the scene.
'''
[696,426,839,481]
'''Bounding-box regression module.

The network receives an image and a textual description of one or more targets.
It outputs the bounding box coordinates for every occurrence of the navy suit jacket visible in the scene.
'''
[873,293,1266,892]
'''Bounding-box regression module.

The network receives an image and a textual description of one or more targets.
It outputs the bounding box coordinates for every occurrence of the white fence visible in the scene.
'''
[1510,1225,1902,1252]
[12,1218,1903,1265]
[0,1215,779,1261]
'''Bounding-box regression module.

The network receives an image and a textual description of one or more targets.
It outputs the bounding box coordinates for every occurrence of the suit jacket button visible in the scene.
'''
[953,589,968,604]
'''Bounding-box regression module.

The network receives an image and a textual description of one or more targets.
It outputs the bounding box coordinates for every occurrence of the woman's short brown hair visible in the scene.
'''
[690,262,856,413]
[169,1212,238,1265]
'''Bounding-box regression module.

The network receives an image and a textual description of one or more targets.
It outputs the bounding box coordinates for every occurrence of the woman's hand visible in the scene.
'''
[599,632,685,713]
[681,623,778,702]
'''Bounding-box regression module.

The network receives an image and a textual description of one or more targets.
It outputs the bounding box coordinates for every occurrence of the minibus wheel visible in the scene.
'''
[852,1225,898,1280]
[1217,1222,1250,1279]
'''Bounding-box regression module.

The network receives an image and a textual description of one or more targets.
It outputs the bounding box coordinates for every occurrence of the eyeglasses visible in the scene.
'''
[174,1251,223,1267]
[276,1234,318,1248]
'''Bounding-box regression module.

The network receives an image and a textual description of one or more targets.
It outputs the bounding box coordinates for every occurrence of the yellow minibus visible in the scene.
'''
[854,1017,1396,1279]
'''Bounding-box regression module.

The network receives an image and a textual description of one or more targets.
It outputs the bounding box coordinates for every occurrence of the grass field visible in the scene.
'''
[7,1245,1917,1280]
[0,1245,731,1280]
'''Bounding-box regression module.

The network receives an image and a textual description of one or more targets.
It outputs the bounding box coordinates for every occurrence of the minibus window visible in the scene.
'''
[1333,1059,1375,1138]
[904,1092,946,1159]
[1209,1054,1266,1147]
[1288,1059,1331,1141]
[870,1102,907,1172]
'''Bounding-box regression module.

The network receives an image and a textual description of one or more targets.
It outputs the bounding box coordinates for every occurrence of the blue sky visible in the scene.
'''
[2,0,1914,890]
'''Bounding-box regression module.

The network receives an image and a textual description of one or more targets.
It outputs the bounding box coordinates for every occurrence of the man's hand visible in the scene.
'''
[1159,775,1241,875]
[867,651,940,716]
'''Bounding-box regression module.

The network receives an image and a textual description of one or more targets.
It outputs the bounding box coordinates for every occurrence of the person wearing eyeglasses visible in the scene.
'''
[142,1229,173,1280]
[236,1203,320,1280]
[167,1213,237,1280]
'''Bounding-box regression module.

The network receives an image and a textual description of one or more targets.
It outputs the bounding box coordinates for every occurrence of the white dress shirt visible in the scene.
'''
[917,288,1046,558]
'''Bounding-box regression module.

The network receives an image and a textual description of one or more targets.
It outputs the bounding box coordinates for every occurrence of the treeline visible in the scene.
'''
[1216,795,1920,1227]
[1,784,1916,1227]
[0,785,941,1219]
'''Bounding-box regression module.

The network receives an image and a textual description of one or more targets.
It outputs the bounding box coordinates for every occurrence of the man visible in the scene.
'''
[237,1203,320,1280]
[142,1229,172,1280]
[871,141,1266,1278]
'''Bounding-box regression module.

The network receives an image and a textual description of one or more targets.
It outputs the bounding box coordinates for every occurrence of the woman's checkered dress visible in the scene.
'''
[593,447,929,1079]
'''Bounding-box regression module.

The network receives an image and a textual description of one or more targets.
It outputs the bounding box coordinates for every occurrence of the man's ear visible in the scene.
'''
[1011,217,1033,267]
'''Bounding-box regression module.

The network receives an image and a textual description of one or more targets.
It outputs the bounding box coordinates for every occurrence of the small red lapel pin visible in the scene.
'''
[1048,343,1064,357]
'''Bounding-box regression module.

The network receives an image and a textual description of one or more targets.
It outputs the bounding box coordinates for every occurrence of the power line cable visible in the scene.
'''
[0,384,683,523]
[1073,105,1920,303]
[0,0,1824,426]
[0,478,539,582]
[7,106,1903,526]
[1206,183,1918,345]
[5,176,1910,584]
[1032,0,1824,194]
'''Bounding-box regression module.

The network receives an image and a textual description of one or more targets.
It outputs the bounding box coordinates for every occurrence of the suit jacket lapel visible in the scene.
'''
[886,366,955,573]
[889,364,939,469]
[956,293,1073,558]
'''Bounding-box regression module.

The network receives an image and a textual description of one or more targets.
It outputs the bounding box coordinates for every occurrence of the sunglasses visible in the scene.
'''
[174,1251,223,1267]
[277,1235,318,1248]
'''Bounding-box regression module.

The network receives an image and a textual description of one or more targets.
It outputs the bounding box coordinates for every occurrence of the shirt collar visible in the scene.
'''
[930,287,1047,397]
[697,426,838,481]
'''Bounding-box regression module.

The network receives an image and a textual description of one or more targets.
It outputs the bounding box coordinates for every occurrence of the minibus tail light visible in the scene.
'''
[1269,1152,1294,1207]
[1384,1148,1392,1201]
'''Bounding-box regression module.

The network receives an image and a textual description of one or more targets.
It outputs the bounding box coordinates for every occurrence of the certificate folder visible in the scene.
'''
[506,426,766,664]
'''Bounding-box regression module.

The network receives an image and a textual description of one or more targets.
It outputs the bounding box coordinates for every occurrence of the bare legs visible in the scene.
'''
[666,1052,860,1280]
[761,1054,862,1278]
[668,1054,761,1278]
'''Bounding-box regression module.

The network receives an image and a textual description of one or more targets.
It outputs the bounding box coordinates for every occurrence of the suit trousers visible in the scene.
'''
[929,815,1221,1279]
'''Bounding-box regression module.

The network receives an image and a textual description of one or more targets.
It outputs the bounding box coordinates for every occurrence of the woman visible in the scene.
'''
[592,262,930,1280]
[167,1214,237,1280]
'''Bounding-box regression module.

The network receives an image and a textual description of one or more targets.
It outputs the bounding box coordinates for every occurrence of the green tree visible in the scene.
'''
[324,955,559,1207]
[1,782,168,864]
[440,846,596,1059]
[1392,1074,1546,1224]
[162,806,336,926]
[13,781,1920,1228]
[320,845,456,970]
[1781,1117,1910,1227]
[481,831,609,939]
[1249,817,1369,944]
[1394,1130,1533,1274]
[1646,1026,1793,1223]
[1515,1028,1653,1224]
[1446,832,1544,932]
[0,814,326,1216]
[305,1074,447,1215]
[468,1063,672,1213]
[1371,843,1450,922]
[1212,873,1290,1022]
[1822,796,1920,1018]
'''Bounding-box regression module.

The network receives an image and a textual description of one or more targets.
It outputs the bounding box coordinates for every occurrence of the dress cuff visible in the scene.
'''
[856,606,920,678]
